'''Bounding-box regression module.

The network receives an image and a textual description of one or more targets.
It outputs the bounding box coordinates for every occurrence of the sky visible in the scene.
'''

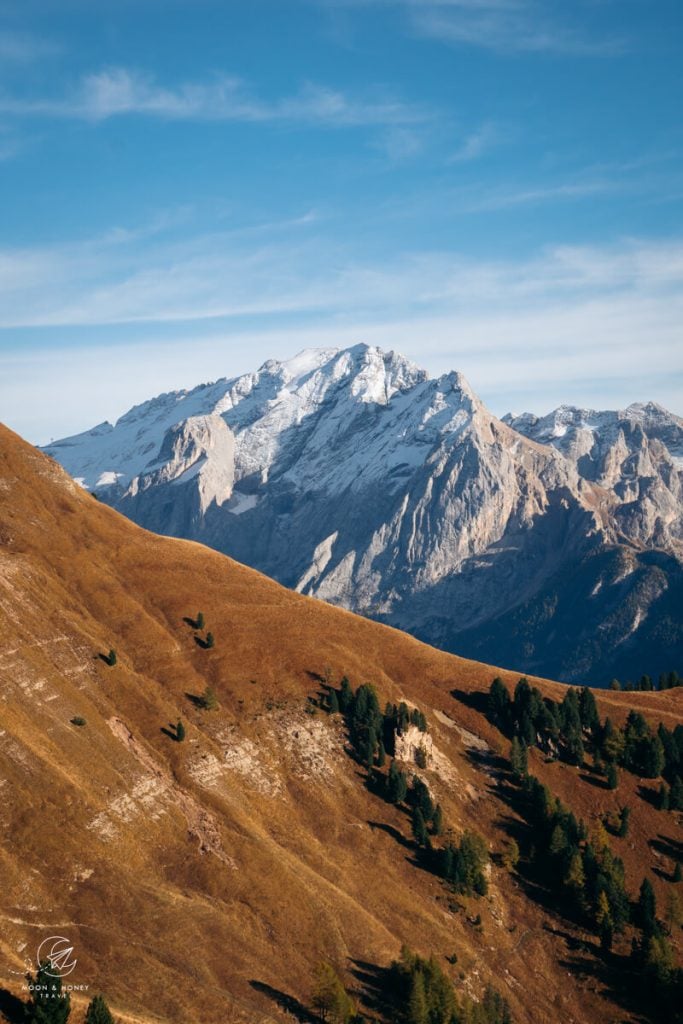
[0,0,682,444]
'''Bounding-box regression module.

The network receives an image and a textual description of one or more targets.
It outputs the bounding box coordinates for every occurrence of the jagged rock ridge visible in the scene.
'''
[44,344,683,684]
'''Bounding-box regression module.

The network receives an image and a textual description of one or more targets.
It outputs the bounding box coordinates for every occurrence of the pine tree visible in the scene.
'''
[564,851,586,899]
[665,889,682,933]
[407,972,428,1024]
[196,611,205,630]
[670,775,683,811]
[411,807,428,847]
[386,760,408,804]
[328,689,340,714]
[431,803,443,836]
[339,677,353,712]
[311,963,353,1024]
[510,737,528,779]
[673,862,682,883]
[201,686,218,711]
[657,783,670,811]
[637,878,657,937]
[107,649,117,666]
[609,678,621,691]
[205,631,215,649]
[606,764,618,790]
[618,806,631,838]
[25,961,71,1024]
[84,995,115,1024]
[176,720,186,742]
[501,839,519,872]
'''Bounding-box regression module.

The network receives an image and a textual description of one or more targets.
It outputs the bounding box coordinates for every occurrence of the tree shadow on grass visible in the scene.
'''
[649,833,682,862]
[349,959,395,1018]
[450,688,488,715]
[579,772,610,791]
[249,981,317,1024]
[185,692,205,709]
[367,820,413,850]
[183,616,200,629]
[161,724,182,742]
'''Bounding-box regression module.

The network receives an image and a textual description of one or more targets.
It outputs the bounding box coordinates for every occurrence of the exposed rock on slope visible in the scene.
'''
[1,424,682,1024]
[44,345,683,683]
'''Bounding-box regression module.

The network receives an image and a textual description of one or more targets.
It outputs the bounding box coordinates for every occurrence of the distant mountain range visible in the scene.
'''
[43,344,683,684]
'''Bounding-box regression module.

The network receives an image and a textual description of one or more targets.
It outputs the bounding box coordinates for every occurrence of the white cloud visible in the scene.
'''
[0,67,429,127]
[0,221,681,442]
[448,121,501,163]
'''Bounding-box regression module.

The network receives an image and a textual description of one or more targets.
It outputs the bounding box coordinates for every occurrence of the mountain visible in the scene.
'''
[1,422,682,1024]
[43,344,683,685]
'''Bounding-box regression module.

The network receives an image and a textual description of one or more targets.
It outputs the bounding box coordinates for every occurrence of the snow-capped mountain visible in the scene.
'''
[43,344,683,684]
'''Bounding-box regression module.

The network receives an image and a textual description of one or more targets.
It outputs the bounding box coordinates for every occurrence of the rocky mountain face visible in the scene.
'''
[43,344,683,685]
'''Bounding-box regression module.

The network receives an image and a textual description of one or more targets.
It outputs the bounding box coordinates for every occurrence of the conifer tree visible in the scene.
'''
[201,686,218,711]
[328,689,340,714]
[618,806,631,838]
[670,775,683,811]
[657,783,670,811]
[205,632,215,649]
[431,803,443,836]
[107,649,117,666]
[411,807,428,847]
[376,740,386,767]
[407,972,428,1024]
[637,878,658,937]
[606,763,619,790]
[510,736,528,779]
[84,995,115,1024]
[673,862,682,883]
[339,677,353,712]
[196,611,205,630]
[387,760,408,804]
[176,720,185,742]
[311,963,353,1024]
[25,961,71,1024]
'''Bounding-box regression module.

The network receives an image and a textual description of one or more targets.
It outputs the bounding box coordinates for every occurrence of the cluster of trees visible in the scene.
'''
[609,670,681,691]
[630,879,683,1022]
[389,947,512,1024]
[24,962,116,1023]
[489,678,683,795]
[311,962,359,1024]
[329,680,428,768]
[507,749,683,1024]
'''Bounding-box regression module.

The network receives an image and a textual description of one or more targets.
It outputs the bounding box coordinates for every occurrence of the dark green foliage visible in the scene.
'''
[386,760,408,805]
[609,678,621,691]
[579,686,600,733]
[606,764,619,790]
[637,878,658,937]
[670,775,683,811]
[24,961,71,1024]
[376,740,386,767]
[106,649,117,666]
[623,711,665,778]
[436,830,489,896]
[70,716,86,727]
[410,707,428,732]
[415,745,428,769]
[674,862,682,883]
[205,631,215,649]
[432,803,444,836]
[196,611,205,630]
[176,720,185,742]
[488,678,512,734]
[411,807,429,848]
[509,737,528,779]
[390,947,512,1024]
[327,689,340,714]
[338,677,353,713]
[84,995,115,1024]
[408,776,434,820]
[657,783,670,811]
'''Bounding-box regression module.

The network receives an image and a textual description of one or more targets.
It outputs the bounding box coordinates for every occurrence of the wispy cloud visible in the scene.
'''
[448,121,501,163]
[317,0,626,56]
[0,67,429,128]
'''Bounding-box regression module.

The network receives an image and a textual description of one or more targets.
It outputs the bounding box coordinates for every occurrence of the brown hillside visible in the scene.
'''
[0,423,680,1024]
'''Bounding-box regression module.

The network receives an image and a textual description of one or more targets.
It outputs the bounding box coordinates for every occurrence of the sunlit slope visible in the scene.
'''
[0,424,680,1024]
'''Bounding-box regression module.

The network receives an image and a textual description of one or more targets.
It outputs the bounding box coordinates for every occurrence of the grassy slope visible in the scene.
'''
[0,424,681,1024]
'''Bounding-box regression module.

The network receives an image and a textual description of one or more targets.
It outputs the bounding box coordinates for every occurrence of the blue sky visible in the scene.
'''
[1,0,682,443]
